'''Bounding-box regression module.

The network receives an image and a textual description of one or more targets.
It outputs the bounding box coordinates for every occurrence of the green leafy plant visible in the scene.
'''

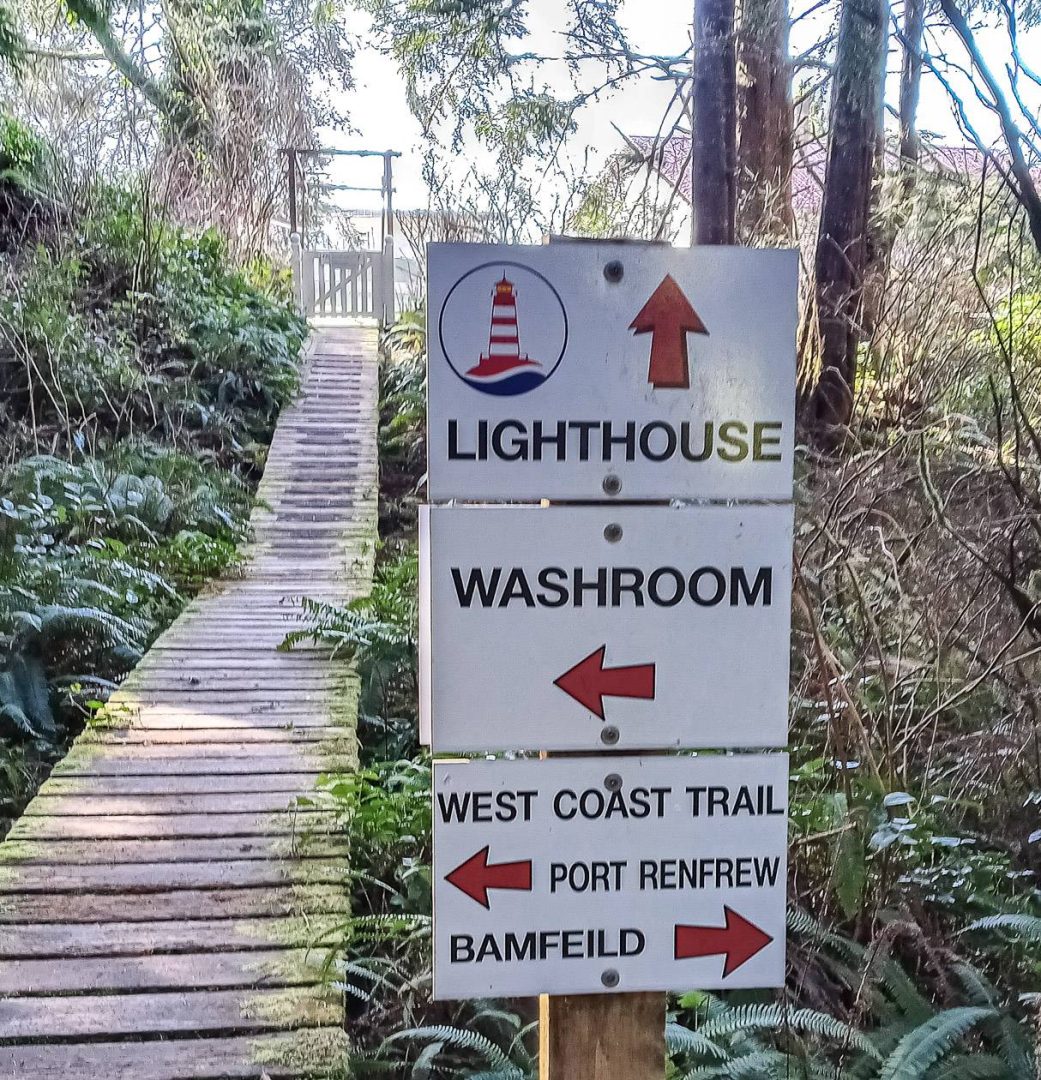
[0,127,305,834]
[282,549,419,759]
[0,113,44,185]
[664,914,1037,1079]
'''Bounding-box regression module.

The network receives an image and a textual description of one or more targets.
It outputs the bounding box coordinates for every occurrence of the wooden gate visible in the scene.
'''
[292,237,395,322]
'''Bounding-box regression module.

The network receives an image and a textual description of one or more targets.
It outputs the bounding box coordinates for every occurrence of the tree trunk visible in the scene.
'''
[898,0,924,172]
[808,0,889,436]
[692,0,737,244]
[938,0,1041,255]
[736,0,794,240]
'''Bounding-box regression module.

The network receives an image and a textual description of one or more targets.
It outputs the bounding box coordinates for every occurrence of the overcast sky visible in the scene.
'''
[319,0,1028,213]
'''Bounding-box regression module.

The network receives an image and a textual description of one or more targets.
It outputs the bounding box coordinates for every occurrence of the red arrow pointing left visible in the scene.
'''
[674,907,773,976]
[445,846,533,908]
[554,645,656,720]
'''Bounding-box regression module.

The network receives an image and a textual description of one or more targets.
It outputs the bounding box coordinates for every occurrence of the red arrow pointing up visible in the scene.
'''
[674,907,773,976]
[553,645,656,720]
[629,274,708,389]
[445,846,533,908]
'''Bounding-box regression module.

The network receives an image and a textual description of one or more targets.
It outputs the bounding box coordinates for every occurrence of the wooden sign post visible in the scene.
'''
[540,993,664,1079]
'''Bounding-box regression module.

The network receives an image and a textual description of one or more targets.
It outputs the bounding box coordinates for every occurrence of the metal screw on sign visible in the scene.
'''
[601,726,620,746]
[603,260,624,283]
[603,474,622,496]
[604,772,622,791]
[603,523,623,543]
[601,968,620,988]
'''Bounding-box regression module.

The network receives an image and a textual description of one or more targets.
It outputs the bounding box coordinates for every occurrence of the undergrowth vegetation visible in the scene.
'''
[292,257,1041,1076]
[0,112,305,833]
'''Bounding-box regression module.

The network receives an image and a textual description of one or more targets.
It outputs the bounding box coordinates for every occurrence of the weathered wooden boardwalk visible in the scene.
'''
[0,327,378,1078]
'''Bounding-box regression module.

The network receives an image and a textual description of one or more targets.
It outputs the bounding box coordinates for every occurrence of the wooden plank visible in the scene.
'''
[119,676,331,690]
[0,835,345,865]
[83,726,345,744]
[0,885,347,923]
[24,792,314,816]
[40,773,323,796]
[134,653,333,666]
[103,711,338,726]
[0,915,344,958]
[0,1029,349,1080]
[123,680,332,695]
[0,857,344,893]
[5,811,334,840]
[98,710,334,727]
[0,947,324,995]
[53,751,347,777]
[0,986,341,1040]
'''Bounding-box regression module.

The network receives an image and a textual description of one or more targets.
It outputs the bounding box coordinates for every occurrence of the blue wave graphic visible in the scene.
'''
[462,370,548,397]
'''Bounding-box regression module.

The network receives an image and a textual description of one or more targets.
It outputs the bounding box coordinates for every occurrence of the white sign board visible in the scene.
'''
[426,243,797,502]
[422,503,792,752]
[433,754,788,999]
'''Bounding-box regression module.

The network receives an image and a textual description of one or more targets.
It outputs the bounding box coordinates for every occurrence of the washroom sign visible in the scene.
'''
[426,242,798,502]
[420,502,793,753]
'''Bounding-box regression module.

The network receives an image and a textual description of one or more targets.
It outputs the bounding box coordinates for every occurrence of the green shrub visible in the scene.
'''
[0,135,305,834]
[0,113,44,184]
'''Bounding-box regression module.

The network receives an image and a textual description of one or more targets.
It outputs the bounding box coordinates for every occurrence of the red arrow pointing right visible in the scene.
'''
[674,907,773,976]
[554,645,656,720]
[445,846,533,909]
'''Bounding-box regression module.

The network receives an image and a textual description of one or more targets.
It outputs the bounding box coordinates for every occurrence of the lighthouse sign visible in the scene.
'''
[427,242,797,502]
[423,240,795,1004]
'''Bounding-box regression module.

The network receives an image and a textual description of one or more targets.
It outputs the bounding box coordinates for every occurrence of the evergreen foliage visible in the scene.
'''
[0,118,305,833]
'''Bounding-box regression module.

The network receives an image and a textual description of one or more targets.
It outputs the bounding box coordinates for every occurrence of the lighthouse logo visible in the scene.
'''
[439,262,568,396]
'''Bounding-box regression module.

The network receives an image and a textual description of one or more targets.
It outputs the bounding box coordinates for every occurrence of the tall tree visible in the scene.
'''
[808,0,889,435]
[937,0,1041,256]
[692,0,738,244]
[40,0,353,255]
[898,0,924,176]
[735,0,794,239]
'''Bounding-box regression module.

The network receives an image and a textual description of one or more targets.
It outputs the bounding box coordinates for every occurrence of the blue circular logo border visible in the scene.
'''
[438,261,569,396]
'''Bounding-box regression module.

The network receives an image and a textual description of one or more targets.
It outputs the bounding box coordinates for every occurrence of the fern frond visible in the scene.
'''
[878,1007,996,1080]
[382,1026,515,1071]
[682,1050,798,1079]
[666,1021,728,1060]
[952,963,997,1007]
[966,914,1041,939]
[929,1053,1014,1079]
[698,1005,878,1058]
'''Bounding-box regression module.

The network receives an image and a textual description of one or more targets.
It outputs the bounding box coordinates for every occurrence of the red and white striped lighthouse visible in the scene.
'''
[466,276,541,378]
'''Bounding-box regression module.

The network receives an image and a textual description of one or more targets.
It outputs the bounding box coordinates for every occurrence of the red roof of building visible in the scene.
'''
[624,134,1034,212]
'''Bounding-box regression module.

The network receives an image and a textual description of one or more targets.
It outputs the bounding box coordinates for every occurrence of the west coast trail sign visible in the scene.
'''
[432,755,788,998]
[426,243,798,502]
[422,241,796,1007]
